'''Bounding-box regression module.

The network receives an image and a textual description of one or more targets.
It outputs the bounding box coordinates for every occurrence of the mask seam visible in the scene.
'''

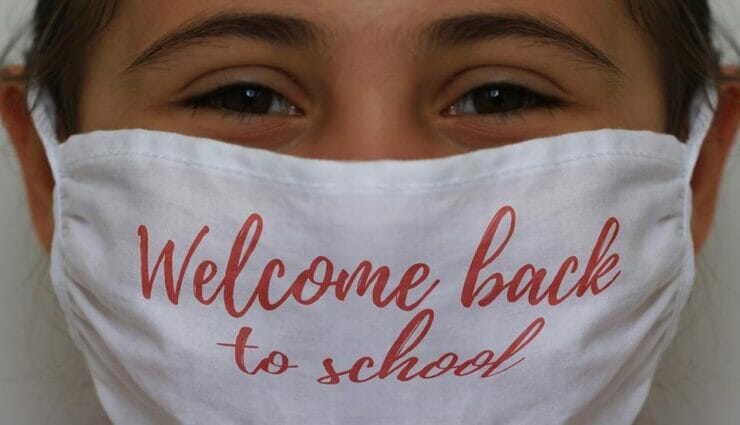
[663,167,696,348]
[48,175,86,351]
[56,150,685,191]
[663,83,714,354]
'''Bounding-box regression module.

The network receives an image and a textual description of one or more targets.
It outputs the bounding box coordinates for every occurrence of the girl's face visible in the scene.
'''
[79,0,666,159]
[1,0,739,253]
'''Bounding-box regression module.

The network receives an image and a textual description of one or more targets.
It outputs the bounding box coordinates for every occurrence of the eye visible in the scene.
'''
[183,83,302,116]
[444,83,563,117]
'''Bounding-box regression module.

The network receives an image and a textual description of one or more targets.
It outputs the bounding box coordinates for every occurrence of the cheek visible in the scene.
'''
[77,69,123,133]
[591,4,669,133]
[604,88,667,134]
[619,45,668,133]
[77,75,151,134]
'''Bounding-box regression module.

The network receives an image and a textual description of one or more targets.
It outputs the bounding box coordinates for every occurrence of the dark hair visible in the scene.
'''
[1,0,739,140]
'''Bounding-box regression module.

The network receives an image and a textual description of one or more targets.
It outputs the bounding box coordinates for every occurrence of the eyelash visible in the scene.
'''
[443,82,565,120]
[183,82,301,119]
[182,81,564,121]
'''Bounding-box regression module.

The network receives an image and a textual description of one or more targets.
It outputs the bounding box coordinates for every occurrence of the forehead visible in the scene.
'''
[111,0,632,56]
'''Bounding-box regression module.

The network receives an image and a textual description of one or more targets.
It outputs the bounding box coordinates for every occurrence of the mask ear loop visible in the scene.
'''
[26,83,63,184]
[682,85,719,250]
[667,84,720,349]
[684,85,719,176]
[25,84,86,351]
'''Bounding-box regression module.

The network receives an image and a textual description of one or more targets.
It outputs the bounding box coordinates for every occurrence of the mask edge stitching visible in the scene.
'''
[57,150,684,191]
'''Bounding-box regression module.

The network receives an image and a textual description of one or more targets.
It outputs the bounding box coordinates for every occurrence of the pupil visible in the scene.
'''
[221,86,273,113]
[472,86,525,114]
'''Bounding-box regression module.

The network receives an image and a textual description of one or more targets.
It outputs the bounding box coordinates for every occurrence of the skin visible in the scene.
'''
[0,0,739,254]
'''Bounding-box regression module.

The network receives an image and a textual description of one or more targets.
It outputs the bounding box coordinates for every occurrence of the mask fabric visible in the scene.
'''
[28,85,716,425]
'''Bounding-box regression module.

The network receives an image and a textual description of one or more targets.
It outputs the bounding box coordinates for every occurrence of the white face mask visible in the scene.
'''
[29,85,716,425]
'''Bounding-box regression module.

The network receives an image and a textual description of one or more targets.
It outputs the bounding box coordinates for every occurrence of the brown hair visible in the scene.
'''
[1,0,739,140]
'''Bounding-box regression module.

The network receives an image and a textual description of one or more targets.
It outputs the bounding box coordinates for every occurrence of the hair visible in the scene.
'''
[0,0,738,142]
[626,0,732,138]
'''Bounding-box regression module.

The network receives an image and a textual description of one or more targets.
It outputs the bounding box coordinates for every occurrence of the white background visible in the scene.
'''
[0,1,739,424]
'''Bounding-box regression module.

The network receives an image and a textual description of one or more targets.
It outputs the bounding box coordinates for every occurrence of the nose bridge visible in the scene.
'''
[299,73,465,161]
[315,106,456,161]
[272,13,471,161]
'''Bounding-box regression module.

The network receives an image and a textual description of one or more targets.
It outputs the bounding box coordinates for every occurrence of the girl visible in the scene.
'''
[1,1,739,424]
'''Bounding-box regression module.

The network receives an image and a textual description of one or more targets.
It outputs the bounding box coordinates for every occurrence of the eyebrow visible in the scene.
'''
[123,13,327,73]
[421,13,625,78]
[124,11,624,79]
